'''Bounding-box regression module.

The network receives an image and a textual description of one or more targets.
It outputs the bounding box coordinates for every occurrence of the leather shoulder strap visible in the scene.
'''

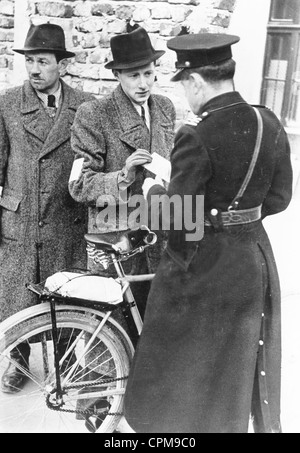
[228,107,263,210]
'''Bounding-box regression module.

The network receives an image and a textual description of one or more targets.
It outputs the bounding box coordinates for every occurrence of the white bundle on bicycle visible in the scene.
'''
[45,272,123,304]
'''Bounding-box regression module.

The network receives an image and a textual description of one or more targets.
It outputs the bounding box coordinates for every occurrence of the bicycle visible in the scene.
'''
[0,226,157,433]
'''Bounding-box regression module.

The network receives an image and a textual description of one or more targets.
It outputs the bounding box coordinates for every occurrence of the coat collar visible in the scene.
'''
[112,84,150,150]
[199,91,247,115]
[112,84,172,152]
[21,80,80,158]
[21,79,78,113]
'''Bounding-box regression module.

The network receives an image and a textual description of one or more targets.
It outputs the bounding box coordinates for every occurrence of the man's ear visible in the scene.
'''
[189,72,205,93]
[58,59,68,76]
[113,70,121,81]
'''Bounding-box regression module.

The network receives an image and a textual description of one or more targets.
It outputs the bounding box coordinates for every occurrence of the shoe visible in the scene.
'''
[75,371,110,427]
[85,398,111,433]
[1,344,30,394]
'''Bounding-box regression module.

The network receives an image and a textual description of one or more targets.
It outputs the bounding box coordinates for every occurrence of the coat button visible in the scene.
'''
[259,340,264,346]
[38,221,44,228]
[261,371,266,376]
[263,400,269,405]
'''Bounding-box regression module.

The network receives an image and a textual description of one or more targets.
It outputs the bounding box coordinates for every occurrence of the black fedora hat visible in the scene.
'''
[13,23,75,59]
[105,27,165,70]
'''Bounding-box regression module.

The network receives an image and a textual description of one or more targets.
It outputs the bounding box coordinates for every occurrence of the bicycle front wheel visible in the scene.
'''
[0,303,133,433]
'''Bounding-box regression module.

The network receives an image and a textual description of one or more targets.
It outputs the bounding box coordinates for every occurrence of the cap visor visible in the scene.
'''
[170,69,185,82]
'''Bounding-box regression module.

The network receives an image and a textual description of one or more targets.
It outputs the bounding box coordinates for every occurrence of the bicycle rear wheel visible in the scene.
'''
[0,304,133,433]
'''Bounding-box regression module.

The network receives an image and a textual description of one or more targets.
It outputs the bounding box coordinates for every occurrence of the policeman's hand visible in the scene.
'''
[142,176,165,199]
[123,149,152,184]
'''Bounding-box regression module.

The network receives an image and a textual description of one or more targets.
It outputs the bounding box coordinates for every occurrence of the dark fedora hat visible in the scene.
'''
[167,33,240,81]
[105,27,165,70]
[13,23,75,59]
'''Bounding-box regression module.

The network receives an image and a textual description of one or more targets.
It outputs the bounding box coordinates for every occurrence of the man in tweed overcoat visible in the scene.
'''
[0,24,93,393]
[69,27,176,317]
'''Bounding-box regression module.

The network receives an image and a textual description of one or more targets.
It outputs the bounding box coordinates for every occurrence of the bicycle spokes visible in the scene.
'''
[0,311,130,433]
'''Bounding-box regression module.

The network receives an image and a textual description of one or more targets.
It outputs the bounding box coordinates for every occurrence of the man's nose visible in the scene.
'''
[138,76,148,89]
[30,62,41,75]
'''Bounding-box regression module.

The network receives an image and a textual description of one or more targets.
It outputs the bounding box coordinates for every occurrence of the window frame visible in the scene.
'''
[261,0,300,129]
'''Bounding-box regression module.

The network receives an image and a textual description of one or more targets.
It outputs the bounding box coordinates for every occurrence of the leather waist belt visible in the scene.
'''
[204,205,262,227]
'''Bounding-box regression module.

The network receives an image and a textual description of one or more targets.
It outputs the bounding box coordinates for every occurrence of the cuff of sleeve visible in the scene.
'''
[118,168,134,188]
[117,171,132,203]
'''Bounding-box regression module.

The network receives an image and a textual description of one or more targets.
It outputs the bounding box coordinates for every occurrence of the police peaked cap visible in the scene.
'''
[167,33,240,81]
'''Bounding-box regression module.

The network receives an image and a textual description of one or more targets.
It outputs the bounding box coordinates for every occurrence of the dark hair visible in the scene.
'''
[182,58,236,83]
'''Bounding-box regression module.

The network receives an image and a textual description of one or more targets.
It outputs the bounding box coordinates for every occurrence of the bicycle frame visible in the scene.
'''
[43,246,155,406]
[0,228,157,432]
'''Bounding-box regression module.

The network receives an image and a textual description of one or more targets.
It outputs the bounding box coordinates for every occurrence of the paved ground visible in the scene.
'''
[0,157,300,433]
[262,155,300,433]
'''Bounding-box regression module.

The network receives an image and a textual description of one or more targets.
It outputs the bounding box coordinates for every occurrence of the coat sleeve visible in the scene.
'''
[69,101,122,207]
[261,125,293,218]
[147,125,212,236]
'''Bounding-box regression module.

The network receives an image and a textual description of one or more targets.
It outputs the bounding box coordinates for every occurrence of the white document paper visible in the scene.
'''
[69,158,84,182]
[143,152,171,183]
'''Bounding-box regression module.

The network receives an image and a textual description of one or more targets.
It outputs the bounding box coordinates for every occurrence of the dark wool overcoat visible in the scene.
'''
[69,84,176,277]
[0,80,93,322]
[124,92,293,433]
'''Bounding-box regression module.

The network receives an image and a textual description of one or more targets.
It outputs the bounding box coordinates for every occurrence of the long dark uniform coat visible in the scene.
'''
[0,80,92,322]
[124,92,293,433]
[69,85,176,311]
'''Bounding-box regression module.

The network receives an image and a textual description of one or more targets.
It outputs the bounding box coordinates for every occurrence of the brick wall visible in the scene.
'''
[0,0,238,116]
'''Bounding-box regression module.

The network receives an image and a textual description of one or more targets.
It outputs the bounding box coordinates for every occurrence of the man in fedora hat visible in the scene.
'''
[69,26,176,317]
[0,23,93,393]
[123,33,293,433]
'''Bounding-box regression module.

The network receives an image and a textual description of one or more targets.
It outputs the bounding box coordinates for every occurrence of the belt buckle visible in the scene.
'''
[224,210,244,225]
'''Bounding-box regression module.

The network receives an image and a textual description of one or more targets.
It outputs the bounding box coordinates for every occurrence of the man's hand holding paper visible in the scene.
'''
[143,152,171,183]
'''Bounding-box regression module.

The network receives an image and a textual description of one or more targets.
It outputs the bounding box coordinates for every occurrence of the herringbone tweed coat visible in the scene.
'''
[0,80,93,322]
[69,84,176,276]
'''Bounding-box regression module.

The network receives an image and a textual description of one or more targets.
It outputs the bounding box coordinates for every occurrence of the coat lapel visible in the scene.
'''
[113,85,151,152]
[149,96,174,158]
[21,81,53,143]
[39,81,78,158]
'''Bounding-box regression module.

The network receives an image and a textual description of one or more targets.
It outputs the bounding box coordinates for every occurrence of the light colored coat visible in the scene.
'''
[0,80,93,322]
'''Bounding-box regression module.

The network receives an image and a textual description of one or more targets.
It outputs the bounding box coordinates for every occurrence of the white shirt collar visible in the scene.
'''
[35,83,62,109]
[132,101,150,129]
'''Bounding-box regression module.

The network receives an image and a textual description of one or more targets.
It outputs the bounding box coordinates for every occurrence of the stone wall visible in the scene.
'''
[0,0,238,115]
[0,1,15,89]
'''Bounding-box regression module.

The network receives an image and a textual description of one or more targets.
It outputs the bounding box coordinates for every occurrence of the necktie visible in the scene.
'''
[48,95,56,108]
[141,105,147,128]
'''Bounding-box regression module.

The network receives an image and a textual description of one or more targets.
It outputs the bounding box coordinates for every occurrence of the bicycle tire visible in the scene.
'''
[0,303,134,433]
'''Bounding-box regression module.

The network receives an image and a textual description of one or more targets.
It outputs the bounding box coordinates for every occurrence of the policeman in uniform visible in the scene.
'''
[123,33,293,433]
